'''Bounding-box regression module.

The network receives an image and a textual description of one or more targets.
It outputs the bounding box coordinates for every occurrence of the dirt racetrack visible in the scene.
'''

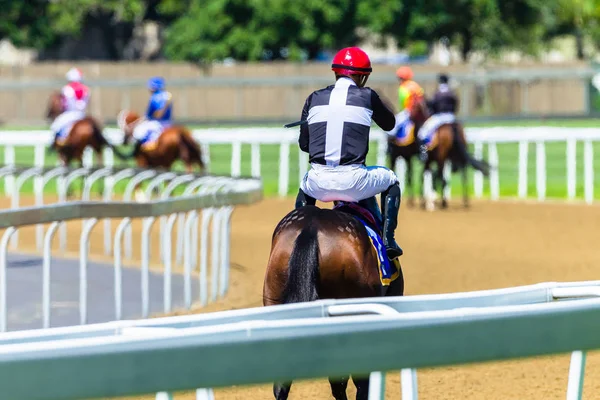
[6,195,600,399]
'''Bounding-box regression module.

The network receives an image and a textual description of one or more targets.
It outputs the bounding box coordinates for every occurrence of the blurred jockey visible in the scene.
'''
[120,112,164,156]
[295,47,403,259]
[50,67,90,148]
[146,76,173,129]
[418,73,460,157]
[387,66,425,144]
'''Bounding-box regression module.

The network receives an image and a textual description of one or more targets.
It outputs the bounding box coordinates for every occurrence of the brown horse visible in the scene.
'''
[46,91,126,166]
[263,202,404,400]
[421,120,490,210]
[386,97,429,207]
[118,110,205,173]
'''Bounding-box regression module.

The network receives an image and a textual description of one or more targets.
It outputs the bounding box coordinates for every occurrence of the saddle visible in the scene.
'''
[333,201,381,233]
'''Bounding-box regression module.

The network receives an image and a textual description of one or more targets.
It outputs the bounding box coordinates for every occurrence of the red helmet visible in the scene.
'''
[331,47,372,76]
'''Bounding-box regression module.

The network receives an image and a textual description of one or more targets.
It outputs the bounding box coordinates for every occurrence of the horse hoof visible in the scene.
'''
[407,197,415,208]
[441,200,449,209]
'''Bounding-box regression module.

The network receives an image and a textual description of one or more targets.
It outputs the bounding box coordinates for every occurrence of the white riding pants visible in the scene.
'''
[300,163,398,203]
[418,112,456,141]
[50,111,85,135]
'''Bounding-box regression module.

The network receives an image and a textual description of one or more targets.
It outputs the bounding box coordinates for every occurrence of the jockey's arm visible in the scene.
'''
[152,92,173,119]
[371,91,395,131]
[298,94,312,152]
[145,100,156,120]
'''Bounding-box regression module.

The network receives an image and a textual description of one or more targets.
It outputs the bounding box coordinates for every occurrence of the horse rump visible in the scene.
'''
[177,128,205,171]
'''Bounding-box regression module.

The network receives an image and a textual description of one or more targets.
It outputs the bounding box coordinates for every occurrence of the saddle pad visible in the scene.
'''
[141,140,159,152]
[355,216,400,286]
[56,122,74,146]
[394,121,415,147]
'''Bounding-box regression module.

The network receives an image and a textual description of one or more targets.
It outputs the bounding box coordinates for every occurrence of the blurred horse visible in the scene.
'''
[46,91,126,166]
[386,97,430,206]
[117,110,205,173]
[263,201,404,400]
[421,119,490,210]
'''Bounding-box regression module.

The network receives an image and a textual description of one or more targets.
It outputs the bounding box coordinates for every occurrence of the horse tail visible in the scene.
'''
[281,224,320,304]
[91,120,129,161]
[452,123,490,177]
[178,128,205,170]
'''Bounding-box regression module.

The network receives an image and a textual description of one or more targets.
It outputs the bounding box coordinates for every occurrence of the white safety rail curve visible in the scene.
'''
[0,126,598,202]
[0,280,598,400]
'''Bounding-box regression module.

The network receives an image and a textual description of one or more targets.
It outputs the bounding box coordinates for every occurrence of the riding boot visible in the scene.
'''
[294,189,316,209]
[381,183,403,259]
[48,131,60,153]
[358,196,383,229]
[132,140,143,157]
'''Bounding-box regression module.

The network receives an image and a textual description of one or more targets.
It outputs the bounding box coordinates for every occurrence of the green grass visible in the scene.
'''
[3,118,600,200]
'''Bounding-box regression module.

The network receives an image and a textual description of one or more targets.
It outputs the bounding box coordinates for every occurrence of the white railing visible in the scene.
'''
[0,166,262,333]
[0,280,598,400]
[0,126,598,201]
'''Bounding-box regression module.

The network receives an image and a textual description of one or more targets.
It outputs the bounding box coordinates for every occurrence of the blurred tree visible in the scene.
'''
[362,0,549,61]
[543,0,600,59]
[163,0,368,63]
[0,0,57,49]
[46,0,147,59]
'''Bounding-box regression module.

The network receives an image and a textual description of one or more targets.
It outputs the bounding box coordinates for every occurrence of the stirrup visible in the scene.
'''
[386,244,403,259]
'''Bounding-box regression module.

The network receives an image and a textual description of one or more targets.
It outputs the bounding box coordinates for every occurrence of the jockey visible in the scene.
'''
[121,113,164,156]
[396,66,424,115]
[388,66,425,143]
[295,47,403,259]
[146,76,173,129]
[49,67,90,149]
[418,73,460,157]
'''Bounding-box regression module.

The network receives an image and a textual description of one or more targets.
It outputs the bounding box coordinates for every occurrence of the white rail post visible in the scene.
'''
[163,214,178,314]
[0,227,17,332]
[251,142,261,178]
[79,218,99,325]
[566,138,577,200]
[473,141,484,198]
[518,141,528,199]
[113,218,131,321]
[584,140,594,204]
[4,146,15,196]
[376,135,387,167]
[298,151,309,189]
[231,141,242,177]
[566,350,587,400]
[42,222,61,329]
[488,142,499,201]
[395,158,407,194]
[141,217,156,318]
[278,142,290,197]
[536,141,546,201]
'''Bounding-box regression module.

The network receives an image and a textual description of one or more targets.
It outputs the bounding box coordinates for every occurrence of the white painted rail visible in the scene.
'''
[0,280,598,400]
[0,126,598,202]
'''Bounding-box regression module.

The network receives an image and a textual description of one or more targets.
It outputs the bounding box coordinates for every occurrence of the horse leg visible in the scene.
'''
[421,159,434,211]
[329,376,349,400]
[405,156,414,207]
[438,160,448,209]
[273,382,292,400]
[352,376,370,400]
